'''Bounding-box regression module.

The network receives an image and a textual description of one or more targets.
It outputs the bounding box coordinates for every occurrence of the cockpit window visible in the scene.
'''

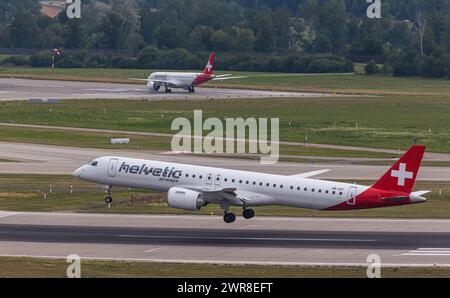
[90,161,98,167]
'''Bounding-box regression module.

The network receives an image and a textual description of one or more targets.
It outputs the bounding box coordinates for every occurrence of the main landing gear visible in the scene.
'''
[223,212,236,223]
[222,204,236,223]
[164,86,172,93]
[243,208,255,219]
[188,86,195,93]
[222,206,256,223]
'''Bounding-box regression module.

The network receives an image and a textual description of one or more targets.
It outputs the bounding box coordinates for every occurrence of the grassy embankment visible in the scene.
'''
[0,95,450,153]
[0,257,448,278]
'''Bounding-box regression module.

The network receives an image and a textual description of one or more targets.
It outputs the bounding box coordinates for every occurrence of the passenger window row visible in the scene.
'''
[183,173,343,196]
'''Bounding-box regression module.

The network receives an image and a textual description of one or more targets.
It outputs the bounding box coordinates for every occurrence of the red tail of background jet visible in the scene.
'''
[203,52,215,75]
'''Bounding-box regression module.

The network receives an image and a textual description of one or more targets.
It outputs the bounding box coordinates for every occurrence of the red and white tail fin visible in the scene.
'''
[372,145,426,194]
[203,52,215,75]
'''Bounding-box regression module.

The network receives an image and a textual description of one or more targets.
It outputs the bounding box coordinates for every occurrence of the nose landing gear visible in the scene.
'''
[105,196,113,204]
[104,185,113,206]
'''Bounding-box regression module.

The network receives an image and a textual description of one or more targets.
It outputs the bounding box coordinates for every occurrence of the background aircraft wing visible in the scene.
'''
[151,79,179,87]
[290,169,330,178]
[129,78,179,87]
[128,78,150,81]
[211,76,247,81]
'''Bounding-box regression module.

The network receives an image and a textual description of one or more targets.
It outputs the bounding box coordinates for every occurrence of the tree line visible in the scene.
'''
[0,0,449,77]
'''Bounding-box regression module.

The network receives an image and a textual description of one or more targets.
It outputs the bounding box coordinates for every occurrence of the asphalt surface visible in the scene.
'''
[1,141,450,180]
[1,224,450,250]
[0,78,332,101]
[1,212,450,267]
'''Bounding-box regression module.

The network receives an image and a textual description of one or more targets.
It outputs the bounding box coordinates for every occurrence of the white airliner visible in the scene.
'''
[73,145,429,223]
[130,52,245,93]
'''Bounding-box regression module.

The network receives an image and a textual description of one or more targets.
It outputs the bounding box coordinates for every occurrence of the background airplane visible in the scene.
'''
[73,145,429,223]
[130,52,246,93]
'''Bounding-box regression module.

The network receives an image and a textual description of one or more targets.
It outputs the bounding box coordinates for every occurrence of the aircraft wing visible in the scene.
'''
[128,78,150,82]
[128,78,179,87]
[179,186,273,206]
[211,76,247,81]
[290,169,330,179]
[182,186,237,201]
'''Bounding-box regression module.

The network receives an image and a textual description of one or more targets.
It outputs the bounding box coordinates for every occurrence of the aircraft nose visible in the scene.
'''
[73,167,83,178]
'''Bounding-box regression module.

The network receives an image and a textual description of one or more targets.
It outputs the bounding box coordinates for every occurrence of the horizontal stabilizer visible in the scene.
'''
[411,190,431,196]
[214,74,233,78]
[291,169,330,179]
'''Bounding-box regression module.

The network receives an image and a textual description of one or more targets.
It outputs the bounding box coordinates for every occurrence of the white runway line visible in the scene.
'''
[0,211,18,218]
[119,234,376,242]
[145,247,166,253]
[12,83,65,88]
[402,248,450,256]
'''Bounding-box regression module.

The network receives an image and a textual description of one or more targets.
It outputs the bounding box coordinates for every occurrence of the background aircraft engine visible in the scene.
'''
[168,187,207,211]
[152,82,161,92]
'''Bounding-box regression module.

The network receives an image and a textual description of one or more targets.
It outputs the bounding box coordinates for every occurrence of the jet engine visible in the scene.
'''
[168,187,207,211]
[152,82,161,92]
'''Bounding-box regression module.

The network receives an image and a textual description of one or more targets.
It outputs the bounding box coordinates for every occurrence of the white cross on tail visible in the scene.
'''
[391,163,413,186]
[206,62,212,72]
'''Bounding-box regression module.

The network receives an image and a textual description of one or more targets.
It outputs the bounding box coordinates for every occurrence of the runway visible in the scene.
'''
[1,212,450,267]
[0,78,331,101]
[1,141,450,180]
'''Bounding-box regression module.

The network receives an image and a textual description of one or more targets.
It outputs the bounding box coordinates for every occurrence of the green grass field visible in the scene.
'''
[1,95,450,153]
[0,257,448,278]
[1,66,450,95]
[0,126,399,159]
[0,175,449,218]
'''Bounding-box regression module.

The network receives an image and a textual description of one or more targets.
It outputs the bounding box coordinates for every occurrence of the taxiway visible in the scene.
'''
[1,141,450,180]
[0,78,333,101]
